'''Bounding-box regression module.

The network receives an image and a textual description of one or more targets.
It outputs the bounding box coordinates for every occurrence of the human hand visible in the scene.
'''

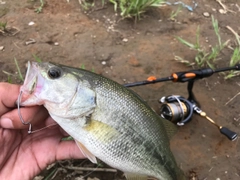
[0,83,84,180]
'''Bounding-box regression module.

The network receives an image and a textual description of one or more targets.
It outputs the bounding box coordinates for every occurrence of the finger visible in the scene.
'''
[56,140,85,160]
[0,105,49,129]
[0,83,20,115]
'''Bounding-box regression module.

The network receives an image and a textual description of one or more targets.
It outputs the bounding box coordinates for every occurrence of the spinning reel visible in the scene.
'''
[159,95,193,126]
[124,65,239,141]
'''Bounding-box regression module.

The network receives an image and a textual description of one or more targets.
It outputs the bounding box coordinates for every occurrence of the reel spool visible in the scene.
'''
[159,95,193,126]
[159,95,238,141]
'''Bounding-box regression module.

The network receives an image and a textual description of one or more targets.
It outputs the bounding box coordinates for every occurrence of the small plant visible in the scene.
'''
[80,64,85,69]
[224,26,240,79]
[110,0,165,19]
[79,0,106,10]
[224,48,240,79]
[0,21,7,32]
[169,5,182,21]
[175,16,240,79]
[175,16,229,69]
[14,58,24,82]
[78,0,165,19]
[43,168,57,180]
[80,63,95,72]
[34,0,45,13]
[32,54,42,62]
[61,136,74,141]
[2,58,24,83]
[2,71,13,83]
[79,0,95,10]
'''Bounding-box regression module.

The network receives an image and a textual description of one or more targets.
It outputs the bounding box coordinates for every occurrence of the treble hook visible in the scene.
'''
[17,91,32,133]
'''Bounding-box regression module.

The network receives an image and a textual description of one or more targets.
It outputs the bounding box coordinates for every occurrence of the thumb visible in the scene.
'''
[0,106,49,129]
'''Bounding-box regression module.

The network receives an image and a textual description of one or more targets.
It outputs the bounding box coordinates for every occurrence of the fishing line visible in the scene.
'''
[17,91,58,134]
[30,123,58,134]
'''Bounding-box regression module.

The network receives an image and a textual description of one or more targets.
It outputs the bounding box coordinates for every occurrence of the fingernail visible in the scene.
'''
[0,118,14,128]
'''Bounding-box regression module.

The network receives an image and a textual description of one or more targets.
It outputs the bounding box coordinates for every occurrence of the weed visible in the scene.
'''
[110,0,165,19]
[43,168,57,180]
[79,0,95,10]
[32,54,42,62]
[0,21,7,32]
[35,0,45,13]
[61,136,74,141]
[2,58,24,83]
[80,64,95,72]
[224,48,240,79]
[175,16,240,79]
[169,5,182,21]
[175,26,213,68]
[14,58,24,82]
[222,26,240,79]
[81,64,85,69]
[224,36,240,79]
[175,16,229,69]
[2,70,13,83]
[78,0,165,19]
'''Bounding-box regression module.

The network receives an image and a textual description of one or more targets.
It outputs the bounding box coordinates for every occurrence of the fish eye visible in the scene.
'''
[48,67,62,79]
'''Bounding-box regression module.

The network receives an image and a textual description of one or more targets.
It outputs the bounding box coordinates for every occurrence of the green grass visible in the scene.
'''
[33,0,165,19]
[175,15,240,79]
[80,63,95,72]
[42,168,57,180]
[35,0,45,13]
[79,0,165,19]
[0,21,7,31]
[3,56,41,84]
[14,58,24,82]
[175,26,217,68]
[32,54,42,62]
[2,70,13,83]
[224,29,240,79]
[169,5,182,21]
[79,0,95,10]
[110,0,165,19]
[2,58,24,83]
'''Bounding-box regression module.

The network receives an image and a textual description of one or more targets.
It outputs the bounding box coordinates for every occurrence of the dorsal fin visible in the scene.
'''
[75,140,97,164]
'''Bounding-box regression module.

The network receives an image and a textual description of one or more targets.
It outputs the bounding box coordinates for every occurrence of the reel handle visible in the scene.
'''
[220,127,238,141]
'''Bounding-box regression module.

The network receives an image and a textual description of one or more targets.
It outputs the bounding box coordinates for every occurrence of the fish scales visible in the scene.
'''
[20,62,185,180]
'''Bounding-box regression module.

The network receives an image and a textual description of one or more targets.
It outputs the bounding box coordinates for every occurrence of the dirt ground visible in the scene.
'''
[1,0,240,180]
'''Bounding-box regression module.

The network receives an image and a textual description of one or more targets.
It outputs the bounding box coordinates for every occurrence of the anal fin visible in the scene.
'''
[75,140,97,164]
[124,173,148,180]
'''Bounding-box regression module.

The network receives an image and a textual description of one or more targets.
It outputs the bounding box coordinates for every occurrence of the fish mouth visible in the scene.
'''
[19,61,44,105]
[21,61,38,94]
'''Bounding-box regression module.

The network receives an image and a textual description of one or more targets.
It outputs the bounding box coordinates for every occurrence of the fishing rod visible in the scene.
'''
[124,64,240,141]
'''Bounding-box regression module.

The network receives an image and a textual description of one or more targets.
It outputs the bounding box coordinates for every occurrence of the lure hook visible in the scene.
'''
[17,91,58,133]
[17,91,32,133]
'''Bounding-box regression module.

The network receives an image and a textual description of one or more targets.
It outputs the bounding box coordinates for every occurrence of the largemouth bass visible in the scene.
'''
[20,61,185,180]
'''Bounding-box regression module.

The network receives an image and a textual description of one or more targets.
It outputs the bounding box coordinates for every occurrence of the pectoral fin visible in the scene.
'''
[124,173,148,180]
[83,119,119,142]
[75,140,97,164]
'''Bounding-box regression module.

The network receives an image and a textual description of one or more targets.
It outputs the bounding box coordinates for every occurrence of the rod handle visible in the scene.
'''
[220,127,238,141]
